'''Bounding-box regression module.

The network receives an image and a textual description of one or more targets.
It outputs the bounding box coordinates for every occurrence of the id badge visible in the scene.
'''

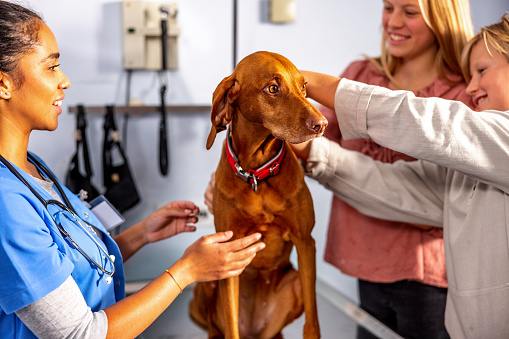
[89,195,125,230]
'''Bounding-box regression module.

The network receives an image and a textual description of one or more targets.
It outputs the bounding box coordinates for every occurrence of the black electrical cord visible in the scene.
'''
[159,7,170,176]
[159,80,168,176]
[122,69,132,149]
[233,0,237,70]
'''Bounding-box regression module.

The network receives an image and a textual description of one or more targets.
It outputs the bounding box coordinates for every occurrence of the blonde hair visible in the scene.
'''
[460,13,509,82]
[368,0,474,85]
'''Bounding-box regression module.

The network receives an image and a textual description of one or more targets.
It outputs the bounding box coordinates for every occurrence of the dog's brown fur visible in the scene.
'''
[189,51,327,339]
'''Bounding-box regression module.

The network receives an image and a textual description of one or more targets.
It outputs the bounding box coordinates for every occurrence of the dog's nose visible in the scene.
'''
[308,117,328,135]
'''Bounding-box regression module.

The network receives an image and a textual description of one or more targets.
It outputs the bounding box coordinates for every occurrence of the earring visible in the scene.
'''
[0,91,3,95]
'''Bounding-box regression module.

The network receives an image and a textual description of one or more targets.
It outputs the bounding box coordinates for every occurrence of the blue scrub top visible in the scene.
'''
[0,154,125,338]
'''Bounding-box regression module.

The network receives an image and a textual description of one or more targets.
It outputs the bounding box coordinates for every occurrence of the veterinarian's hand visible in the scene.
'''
[143,201,199,244]
[173,231,265,287]
[113,201,199,262]
[204,171,216,214]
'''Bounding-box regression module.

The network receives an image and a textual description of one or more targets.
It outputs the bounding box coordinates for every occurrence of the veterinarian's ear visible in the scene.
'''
[0,71,14,99]
[206,76,241,150]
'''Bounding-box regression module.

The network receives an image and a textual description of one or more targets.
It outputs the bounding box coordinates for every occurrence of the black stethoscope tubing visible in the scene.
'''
[0,153,115,277]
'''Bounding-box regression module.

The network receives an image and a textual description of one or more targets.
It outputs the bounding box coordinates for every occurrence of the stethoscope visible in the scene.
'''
[0,153,116,284]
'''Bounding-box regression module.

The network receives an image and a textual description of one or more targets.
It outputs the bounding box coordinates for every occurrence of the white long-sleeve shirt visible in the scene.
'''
[305,79,509,339]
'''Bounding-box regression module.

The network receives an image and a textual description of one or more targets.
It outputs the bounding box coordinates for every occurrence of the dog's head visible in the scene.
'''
[206,51,327,149]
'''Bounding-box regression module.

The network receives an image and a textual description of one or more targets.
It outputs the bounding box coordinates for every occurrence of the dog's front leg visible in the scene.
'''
[219,276,240,339]
[293,236,320,339]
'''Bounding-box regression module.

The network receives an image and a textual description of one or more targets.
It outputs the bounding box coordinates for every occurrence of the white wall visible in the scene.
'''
[23,0,507,303]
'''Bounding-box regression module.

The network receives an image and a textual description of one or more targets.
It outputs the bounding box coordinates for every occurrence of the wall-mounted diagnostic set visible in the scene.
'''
[122,1,180,70]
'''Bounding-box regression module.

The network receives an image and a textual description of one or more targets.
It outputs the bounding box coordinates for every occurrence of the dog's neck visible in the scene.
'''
[229,114,283,171]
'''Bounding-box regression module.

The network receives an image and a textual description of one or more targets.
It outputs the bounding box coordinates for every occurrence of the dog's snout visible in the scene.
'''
[308,116,328,135]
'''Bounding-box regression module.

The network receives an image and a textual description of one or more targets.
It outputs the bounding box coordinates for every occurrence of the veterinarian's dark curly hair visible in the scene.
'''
[0,0,44,87]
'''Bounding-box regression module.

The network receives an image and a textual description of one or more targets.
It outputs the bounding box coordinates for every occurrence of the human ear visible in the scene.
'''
[0,72,13,98]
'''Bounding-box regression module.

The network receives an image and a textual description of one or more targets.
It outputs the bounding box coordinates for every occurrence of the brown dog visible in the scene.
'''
[189,51,327,338]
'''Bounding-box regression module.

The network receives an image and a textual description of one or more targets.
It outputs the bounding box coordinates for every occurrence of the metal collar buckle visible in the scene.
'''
[234,164,259,192]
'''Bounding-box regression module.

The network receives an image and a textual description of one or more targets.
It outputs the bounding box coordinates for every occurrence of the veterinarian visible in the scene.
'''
[291,14,509,339]
[0,2,265,338]
[316,0,474,338]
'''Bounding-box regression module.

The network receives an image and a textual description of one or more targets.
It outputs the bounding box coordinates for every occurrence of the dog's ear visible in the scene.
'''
[206,76,241,150]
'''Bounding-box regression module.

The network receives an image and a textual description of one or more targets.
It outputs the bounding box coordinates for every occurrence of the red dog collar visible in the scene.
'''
[225,127,285,192]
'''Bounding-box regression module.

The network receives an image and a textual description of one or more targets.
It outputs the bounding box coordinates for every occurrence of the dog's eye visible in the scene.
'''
[267,85,278,94]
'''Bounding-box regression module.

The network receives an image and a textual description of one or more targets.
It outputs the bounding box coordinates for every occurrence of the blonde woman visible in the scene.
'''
[318,0,474,338]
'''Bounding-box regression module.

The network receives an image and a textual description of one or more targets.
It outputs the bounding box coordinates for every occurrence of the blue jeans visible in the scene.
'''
[356,279,449,339]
